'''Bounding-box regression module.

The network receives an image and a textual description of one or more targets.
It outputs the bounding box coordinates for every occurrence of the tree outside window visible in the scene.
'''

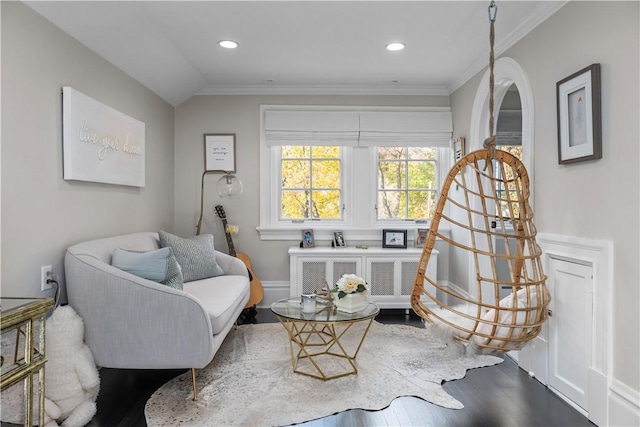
[280,146,342,220]
[377,147,437,220]
[494,145,523,219]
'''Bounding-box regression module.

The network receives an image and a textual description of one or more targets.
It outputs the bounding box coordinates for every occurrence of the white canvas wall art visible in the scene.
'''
[62,86,145,187]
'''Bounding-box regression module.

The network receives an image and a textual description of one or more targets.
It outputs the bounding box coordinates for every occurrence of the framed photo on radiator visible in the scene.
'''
[416,228,428,247]
[382,229,407,249]
[333,231,346,247]
[301,229,315,248]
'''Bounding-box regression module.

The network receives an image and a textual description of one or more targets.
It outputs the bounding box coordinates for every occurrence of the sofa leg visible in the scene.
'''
[191,368,198,401]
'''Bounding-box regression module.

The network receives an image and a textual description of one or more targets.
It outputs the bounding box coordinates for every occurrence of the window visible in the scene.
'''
[259,106,453,241]
[494,145,523,219]
[495,88,523,220]
[280,146,342,220]
[377,147,437,220]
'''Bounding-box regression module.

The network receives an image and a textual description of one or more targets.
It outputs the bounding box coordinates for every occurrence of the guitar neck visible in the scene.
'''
[220,218,237,257]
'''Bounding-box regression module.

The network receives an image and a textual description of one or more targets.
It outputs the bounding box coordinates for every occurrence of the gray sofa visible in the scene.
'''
[64,232,250,399]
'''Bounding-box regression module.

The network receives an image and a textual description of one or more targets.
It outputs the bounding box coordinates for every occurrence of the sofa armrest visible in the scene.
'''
[214,250,250,278]
[65,251,216,370]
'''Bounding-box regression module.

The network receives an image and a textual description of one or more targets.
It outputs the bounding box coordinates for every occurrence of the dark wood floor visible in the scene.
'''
[83,309,593,427]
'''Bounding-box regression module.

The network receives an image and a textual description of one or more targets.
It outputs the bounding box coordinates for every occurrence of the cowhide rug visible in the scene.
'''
[145,321,502,426]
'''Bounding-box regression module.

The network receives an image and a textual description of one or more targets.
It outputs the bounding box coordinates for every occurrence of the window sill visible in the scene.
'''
[256,225,450,242]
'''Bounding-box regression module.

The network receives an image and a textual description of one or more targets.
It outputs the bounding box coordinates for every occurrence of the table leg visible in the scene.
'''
[275,315,376,380]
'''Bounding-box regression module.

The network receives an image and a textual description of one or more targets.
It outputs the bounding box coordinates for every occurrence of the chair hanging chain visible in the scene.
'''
[483,1,498,158]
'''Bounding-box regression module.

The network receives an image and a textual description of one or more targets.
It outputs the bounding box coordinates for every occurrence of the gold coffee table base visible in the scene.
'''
[274,308,377,381]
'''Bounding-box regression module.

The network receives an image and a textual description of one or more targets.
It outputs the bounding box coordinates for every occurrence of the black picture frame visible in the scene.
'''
[333,231,346,247]
[382,229,407,249]
[556,64,602,164]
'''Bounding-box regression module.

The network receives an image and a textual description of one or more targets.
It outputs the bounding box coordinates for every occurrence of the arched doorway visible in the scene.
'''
[467,56,535,339]
[469,57,534,202]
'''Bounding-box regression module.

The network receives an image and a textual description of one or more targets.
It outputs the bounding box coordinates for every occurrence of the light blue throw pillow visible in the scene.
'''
[158,231,224,282]
[112,247,184,290]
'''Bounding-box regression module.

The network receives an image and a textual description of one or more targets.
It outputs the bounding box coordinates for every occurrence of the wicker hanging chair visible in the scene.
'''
[411,2,550,354]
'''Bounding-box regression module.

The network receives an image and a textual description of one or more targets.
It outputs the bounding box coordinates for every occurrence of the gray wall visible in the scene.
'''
[3,0,637,402]
[174,95,449,282]
[451,1,639,392]
[1,2,175,299]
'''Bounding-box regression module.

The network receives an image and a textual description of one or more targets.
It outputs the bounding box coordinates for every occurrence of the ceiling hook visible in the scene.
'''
[488,1,498,22]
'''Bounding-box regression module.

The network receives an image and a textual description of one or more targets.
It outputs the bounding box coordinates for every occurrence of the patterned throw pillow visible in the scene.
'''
[158,231,224,282]
[112,247,184,290]
[162,250,184,290]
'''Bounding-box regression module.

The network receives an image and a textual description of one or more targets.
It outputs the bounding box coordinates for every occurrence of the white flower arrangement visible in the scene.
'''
[332,274,368,299]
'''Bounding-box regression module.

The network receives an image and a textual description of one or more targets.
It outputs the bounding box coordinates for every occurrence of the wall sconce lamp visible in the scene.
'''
[197,133,242,235]
[216,172,244,199]
[196,171,243,235]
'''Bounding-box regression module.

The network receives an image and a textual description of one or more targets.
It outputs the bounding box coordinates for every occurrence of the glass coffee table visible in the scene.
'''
[271,298,379,380]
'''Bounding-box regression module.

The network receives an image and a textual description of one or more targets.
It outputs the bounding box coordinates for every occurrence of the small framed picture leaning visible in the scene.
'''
[301,229,315,248]
[333,231,346,247]
[416,228,429,247]
[382,229,407,249]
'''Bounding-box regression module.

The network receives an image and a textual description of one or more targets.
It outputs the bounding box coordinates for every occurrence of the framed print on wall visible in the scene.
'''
[62,86,145,187]
[452,137,465,162]
[205,134,236,172]
[557,64,601,164]
[382,229,407,249]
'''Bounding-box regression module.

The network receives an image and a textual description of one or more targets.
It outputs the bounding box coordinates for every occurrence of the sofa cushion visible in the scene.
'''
[183,275,250,335]
[159,231,224,282]
[112,247,184,290]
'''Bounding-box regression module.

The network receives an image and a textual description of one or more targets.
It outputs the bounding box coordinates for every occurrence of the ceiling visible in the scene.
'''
[25,1,568,106]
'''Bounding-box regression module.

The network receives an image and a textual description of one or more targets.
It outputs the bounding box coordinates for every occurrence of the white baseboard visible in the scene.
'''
[609,379,640,426]
[256,281,290,309]
[588,367,608,426]
[440,280,471,302]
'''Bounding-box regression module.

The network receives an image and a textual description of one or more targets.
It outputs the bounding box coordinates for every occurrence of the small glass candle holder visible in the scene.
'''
[301,293,317,313]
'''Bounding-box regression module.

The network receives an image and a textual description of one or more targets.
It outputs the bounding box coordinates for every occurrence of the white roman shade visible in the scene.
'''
[263,107,453,147]
[496,109,522,146]
[358,111,453,147]
[264,110,360,146]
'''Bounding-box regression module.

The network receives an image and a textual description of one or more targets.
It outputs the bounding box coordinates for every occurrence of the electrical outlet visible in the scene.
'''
[41,265,53,291]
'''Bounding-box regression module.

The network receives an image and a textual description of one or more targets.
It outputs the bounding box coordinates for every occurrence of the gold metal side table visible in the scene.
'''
[1,297,54,426]
[271,298,379,380]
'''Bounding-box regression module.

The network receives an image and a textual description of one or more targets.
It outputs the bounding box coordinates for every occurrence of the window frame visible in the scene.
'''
[258,105,452,242]
[277,145,349,224]
[374,146,440,223]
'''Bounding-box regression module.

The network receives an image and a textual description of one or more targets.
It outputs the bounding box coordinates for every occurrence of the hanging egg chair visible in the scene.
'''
[411,1,550,354]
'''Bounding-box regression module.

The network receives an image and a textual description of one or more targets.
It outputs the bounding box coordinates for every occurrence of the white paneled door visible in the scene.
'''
[547,257,593,411]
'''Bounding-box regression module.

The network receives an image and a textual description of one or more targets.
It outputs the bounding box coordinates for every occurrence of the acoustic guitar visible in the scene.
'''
[214,205,264,308]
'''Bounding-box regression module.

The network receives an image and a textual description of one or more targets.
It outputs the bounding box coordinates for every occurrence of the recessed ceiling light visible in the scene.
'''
[218,40,239,49]
[386,42,405,51]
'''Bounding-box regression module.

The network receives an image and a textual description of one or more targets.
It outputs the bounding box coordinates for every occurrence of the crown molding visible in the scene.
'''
[447,0,569,94]
[196,84,450,97]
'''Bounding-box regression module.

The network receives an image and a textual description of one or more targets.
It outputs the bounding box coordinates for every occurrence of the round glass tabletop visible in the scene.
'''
[270,297,379,322]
